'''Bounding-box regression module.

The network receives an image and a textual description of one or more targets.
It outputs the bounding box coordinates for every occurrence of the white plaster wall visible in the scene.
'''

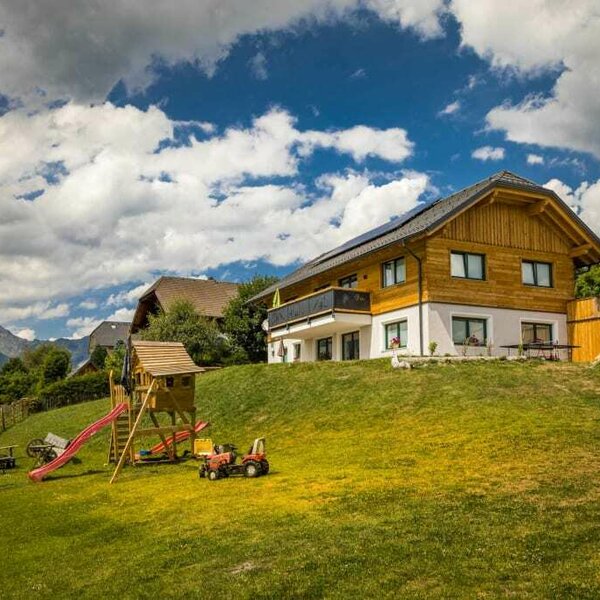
[370,305,423,359]
[426,302,567,357]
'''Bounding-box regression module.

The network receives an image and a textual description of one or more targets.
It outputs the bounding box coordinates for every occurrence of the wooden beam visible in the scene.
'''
[149,412,175,461]
[110,379,156,484]
[478,191,498,208]
[527,199,550,216]
[134,425,193,437]
[569,243,593,258]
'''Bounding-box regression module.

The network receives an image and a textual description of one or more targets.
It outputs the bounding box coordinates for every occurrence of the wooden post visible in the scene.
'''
[110,379,156,484]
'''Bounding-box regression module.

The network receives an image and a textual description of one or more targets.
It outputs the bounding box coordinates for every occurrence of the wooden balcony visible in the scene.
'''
[268,287,371,331]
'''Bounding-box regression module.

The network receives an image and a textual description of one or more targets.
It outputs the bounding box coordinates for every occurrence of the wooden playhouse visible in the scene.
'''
[109,340,204,483]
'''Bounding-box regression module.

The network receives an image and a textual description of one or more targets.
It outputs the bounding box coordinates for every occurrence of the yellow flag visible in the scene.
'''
[272,288,281,308]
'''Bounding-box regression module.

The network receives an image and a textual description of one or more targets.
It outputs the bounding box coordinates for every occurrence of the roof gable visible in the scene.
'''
[131,340,204,376]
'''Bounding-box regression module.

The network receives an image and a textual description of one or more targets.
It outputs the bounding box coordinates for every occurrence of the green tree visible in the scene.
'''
[90,345,108,369]
[575,265,600,298]
[0,356,28,376]
[141,299,229,365]
[22,343,57,371]
[222,275,279,363]
[105,340,126,379]
[41,347,71,386]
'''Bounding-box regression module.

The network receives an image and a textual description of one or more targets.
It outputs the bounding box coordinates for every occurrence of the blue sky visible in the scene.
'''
[0,2,599,341]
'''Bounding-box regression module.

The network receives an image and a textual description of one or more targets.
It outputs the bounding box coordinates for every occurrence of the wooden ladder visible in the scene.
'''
[108,412,131,463]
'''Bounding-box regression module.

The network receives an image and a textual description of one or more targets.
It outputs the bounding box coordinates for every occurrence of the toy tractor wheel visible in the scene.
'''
[26,439,44,457]
[244,461,260,478]
[208,469,220,481]
[260,460,270,475]
[198,465,206,479]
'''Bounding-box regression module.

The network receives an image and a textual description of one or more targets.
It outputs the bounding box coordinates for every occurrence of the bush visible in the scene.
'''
[37,371,110,411]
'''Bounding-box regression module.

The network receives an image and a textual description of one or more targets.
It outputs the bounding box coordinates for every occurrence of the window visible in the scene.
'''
[342,331,360,360]
[385,320,408,349]
[522,260,552,287]
[181,376,191,388]
[451,251,485,280]
[293,343,301,362]
[317,337,333,361]
[165,376,174,388]
[135,373,141,385]
[382,257,406,287]
[339,274,358,289]
[452,317,487,345]
[521,322,553,344]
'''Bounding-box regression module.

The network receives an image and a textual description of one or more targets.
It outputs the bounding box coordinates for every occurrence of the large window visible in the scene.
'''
[452,317,487,345]
[522,260,552,287]
[521,322,553,344]
[342,331,360,360]
[451,251,485,280]
[382,257,406,288]
[293,343,301,362]
[317,337,333,361]
[385,320,408,349]
[339,274,358,289]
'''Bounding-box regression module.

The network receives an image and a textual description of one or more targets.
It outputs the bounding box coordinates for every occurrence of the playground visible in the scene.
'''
[1,359,600,599]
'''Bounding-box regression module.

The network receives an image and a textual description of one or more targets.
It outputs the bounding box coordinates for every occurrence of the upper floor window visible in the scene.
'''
[451,251,485,280]
[522,260,552,287]
[382,257,406,288]
[339,274,358,289]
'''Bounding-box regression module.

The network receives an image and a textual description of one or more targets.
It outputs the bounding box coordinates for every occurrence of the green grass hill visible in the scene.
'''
[1,360,600,599]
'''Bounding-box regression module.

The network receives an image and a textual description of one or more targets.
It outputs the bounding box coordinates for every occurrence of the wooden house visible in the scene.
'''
[130,276,239,334]
[251,171,600,361]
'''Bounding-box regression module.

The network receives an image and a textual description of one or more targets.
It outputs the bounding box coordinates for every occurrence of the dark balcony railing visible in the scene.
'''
[268,287,371,329]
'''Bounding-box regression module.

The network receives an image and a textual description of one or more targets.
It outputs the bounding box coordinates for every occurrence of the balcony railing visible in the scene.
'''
[268,287,371,329]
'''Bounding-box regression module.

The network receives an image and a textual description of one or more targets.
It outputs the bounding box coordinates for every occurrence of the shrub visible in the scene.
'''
[37,371,110,411]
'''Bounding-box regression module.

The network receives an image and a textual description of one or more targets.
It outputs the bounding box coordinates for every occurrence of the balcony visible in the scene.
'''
[268,287,372,338]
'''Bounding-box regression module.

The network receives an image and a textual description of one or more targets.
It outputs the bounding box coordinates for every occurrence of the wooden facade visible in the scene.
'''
[567,297,600,362]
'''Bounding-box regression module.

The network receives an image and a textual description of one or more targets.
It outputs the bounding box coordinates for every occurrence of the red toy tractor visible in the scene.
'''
[199,437,269,481]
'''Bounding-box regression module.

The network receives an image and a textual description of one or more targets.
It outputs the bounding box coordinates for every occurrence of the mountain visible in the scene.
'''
[0,325,89,368]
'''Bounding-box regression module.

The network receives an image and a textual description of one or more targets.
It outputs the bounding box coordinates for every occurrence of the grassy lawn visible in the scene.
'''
[1,360,600,598]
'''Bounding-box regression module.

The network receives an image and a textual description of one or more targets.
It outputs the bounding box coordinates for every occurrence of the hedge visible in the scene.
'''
[36,371,110,411]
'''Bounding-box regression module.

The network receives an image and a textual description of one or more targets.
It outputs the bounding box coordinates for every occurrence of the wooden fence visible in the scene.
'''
[567,297,600,362]
[0,398,34,433]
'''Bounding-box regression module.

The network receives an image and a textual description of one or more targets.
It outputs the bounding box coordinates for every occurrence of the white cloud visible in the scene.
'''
[79,300,98,310]
[471,146,505,161]
[107,307,136,322]
[438,100,460,116]
[526,154,545,165]
[66,316,101,339]
[249,52,269,80]
[544,178,600,234]
[0,1,445,105]
[107,283,152,306]
[451,0,600,158]
[9,327,36,341]
[0,102,423,323]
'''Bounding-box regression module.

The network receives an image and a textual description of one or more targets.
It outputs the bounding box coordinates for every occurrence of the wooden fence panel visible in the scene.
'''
[567,297,600,362]
[0,398,32,433]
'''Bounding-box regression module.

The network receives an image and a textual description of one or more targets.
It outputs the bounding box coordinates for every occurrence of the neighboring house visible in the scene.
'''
[89,321,131,354]
[252,171,600,363]
[130,276,239,334]
[70,357,99,378]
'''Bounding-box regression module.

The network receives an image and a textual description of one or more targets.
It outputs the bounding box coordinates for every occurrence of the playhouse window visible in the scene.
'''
[181,376,191,387]
[165,376,174,388]
[135,373,141,385]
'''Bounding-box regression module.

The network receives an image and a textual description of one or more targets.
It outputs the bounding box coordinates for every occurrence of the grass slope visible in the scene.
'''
[1,360,600,599]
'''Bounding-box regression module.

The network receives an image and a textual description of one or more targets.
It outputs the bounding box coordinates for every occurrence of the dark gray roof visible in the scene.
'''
[252,170,600,301]
[89,321,131,350]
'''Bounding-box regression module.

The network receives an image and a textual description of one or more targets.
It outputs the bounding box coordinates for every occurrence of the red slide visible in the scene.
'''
[145,420,209,456]
[28,403,129,483]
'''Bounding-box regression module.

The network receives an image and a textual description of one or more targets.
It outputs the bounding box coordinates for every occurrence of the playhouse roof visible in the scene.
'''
[131,340,204,376]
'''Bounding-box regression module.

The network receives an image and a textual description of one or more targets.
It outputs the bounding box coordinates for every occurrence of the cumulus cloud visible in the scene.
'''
[527,154,544,165]
[9,327,36,341]
[66,317,101,339]
[451,0,600,158]
[438,100,460,116]
[0,102,425,325]
[471,146,505,161]
[107,283,152,307]
[544,177,600,235]
[249,52,269,80]
[107,307,136,322]
[0,0,445,105]
[79,300,98,310]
